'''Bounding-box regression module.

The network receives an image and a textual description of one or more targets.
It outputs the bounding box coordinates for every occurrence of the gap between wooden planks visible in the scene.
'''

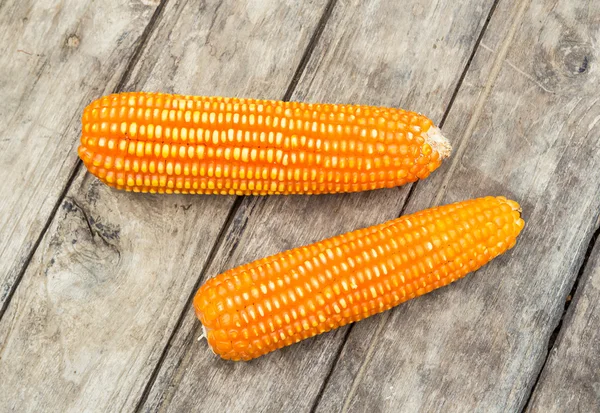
[527,228,600,412]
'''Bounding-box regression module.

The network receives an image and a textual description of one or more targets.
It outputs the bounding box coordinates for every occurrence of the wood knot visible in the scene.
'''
[533,37,594,93]
[561,43,591,76]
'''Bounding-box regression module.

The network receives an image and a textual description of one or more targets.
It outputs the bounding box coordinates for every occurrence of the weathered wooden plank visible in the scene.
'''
[139,0,496,411]
[527,232,600,412]
[315,0,600,411]
[0,1,330,411]
[0,0,160,313]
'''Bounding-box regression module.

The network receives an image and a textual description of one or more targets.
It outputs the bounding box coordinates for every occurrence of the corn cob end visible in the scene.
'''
[424,126,451,159]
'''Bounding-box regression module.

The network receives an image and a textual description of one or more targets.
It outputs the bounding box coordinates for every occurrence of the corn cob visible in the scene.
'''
[78,92,451,195]
[193,196,525,361]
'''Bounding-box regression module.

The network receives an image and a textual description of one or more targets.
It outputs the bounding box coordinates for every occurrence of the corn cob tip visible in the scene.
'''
[424,126,451,159]
[198,324,219,357]
[198,325,208,341]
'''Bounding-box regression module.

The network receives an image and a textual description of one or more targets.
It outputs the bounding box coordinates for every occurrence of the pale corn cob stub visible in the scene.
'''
[78,92,451,195]
[193,196,525,361]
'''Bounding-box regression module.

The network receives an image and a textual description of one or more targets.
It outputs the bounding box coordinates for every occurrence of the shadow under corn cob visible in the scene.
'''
[194,196,525,361]
[78,92,451,195]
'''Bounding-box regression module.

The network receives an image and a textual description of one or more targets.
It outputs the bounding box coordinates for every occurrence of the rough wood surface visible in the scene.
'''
[0,0,330,411]
[3,0,599,411]
[0,0,160,314]
[315,0,600,411]
[527,233,600,412]
[139,0,496,411]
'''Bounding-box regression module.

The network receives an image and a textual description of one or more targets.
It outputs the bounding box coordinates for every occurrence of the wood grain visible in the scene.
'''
[0,0,161,314]
[139,0,496,411]
[527,233,600,412]
[0,0,330,411]
[315,0,600,411]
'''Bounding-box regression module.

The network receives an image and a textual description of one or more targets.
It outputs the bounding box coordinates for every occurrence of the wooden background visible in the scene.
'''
[1,0,599,411]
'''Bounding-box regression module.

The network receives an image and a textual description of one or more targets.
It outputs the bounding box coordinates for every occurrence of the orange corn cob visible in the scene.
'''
[194,196,525,361]
[78,92,451,195]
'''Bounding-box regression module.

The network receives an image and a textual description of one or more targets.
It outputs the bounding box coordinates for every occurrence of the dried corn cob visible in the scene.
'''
[194,196,525,361]
[78,92,451,195]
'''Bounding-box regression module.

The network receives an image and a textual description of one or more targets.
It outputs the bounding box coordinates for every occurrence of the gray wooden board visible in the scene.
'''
[527,234,600,412]
[0,0,160,313]
[315,0,600,411]
[0,0,330,411]
[139,0,496,411]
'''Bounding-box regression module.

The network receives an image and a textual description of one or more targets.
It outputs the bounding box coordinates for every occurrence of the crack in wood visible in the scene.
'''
[67,197,122,261]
